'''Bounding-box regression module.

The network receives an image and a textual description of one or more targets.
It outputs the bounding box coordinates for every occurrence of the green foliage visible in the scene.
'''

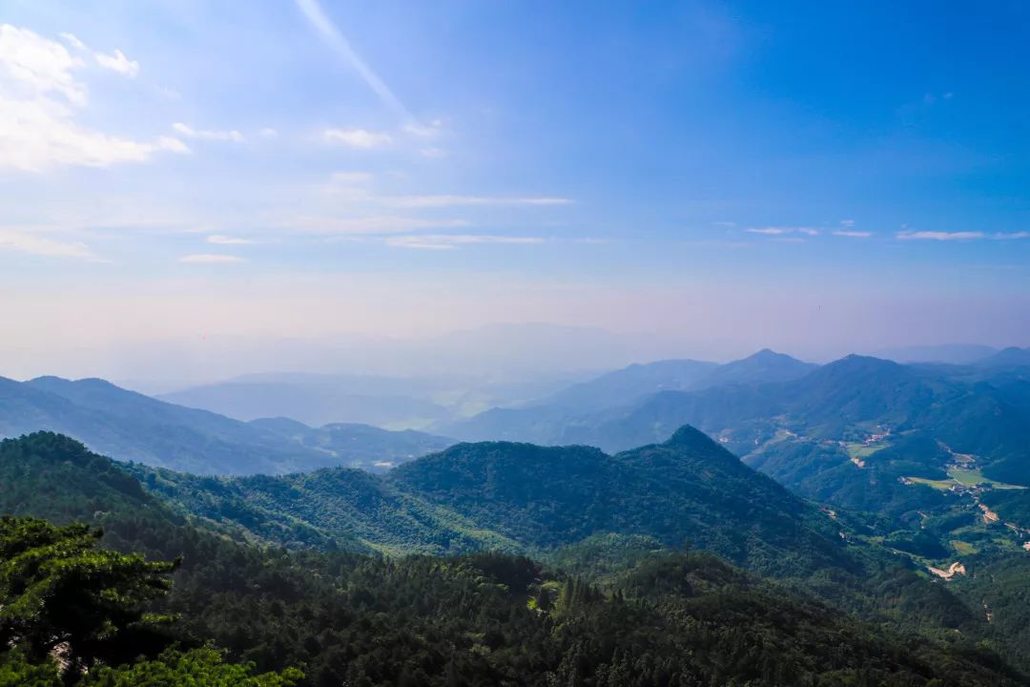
[0,649,61,687]
[956,555,1030,673]
[83,648,303,687]
[0,516,177,676]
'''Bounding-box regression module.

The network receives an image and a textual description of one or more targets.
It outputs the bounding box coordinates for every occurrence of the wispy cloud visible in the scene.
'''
[323,128,392,148]
[385,234,547,250]
[58,32,86,50]
[173,122,245,143]
[0,228,98,259]
[0,24,187,171]
[833,230,872,238]
[316,174,573,209]
[897,231,983,241]
[897,230,1030,241]
[385,195,573,208]
[294,0,415,125]
[178,253,246,264]
[288,215,470,234]
[60,32,139,78]
[95,48,139,77]
[746,226,820,237]
[206,235,255,245]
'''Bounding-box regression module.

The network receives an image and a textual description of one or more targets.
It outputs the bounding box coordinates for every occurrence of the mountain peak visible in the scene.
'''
[664,424,722,451]
[832,353,898,368]
[979,346,1030,367]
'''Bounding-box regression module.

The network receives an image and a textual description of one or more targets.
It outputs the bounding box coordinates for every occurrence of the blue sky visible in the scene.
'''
[0,0,1028,377]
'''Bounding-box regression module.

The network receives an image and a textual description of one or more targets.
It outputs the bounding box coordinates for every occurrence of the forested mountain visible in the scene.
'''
[0,376,451,475]
[445,349,816,440]
[125,426,844,575]
[388,426,846,574]
[1,432,1027,686]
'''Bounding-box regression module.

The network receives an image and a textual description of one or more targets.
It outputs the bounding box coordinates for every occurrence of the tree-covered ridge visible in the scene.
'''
[126,425,850,576]
[1,512,1023,687]
[388,426,849,576]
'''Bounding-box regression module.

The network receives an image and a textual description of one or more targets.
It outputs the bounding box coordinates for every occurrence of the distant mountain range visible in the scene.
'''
[444,349,818,439]
[448,352,1030,482]
[527,349,816,414]
[874,344,1003,364]
[0,375,452,474]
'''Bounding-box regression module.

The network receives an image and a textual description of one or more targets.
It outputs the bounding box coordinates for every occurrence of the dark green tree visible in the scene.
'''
[0,517,177,682]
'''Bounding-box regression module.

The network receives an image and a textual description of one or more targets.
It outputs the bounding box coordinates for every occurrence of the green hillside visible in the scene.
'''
[0,431,1024,686]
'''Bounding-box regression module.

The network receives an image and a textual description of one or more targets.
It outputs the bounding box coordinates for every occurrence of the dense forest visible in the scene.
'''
[2,512,1024,686]
[2,432,1029,685]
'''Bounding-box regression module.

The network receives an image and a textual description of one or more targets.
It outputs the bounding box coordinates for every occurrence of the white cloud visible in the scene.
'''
[259,127,278,138]
[290,215,470,234]
[896,230,1029,241]
[95,49,139,78]
[383,195,573,208]
[385,234,546,250]
[897,231,984,241]
[57,30,139,78]
[2,24,87,104]
[178,253,246,264]
[0,227,97,259]
[58,32,86,51]
[172,122,245,143]
[323,127,392,148]
[747,226,820,237]
[403,119,445,138]
[833,230,872,238]
[0,24,187,171]
[206,235,255,245]
[839,219,855,227]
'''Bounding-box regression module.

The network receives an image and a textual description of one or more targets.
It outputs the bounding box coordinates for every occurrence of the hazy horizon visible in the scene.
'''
[1,319,1023,392]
